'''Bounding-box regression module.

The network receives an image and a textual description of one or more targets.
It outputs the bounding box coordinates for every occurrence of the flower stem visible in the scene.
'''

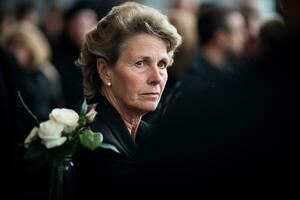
[17,90,40,126]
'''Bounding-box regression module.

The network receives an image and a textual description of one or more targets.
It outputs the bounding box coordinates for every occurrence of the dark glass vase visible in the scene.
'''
[49,156,76,200]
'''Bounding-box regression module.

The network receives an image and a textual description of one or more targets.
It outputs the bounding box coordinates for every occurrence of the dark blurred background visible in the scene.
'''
[1,0,299,198]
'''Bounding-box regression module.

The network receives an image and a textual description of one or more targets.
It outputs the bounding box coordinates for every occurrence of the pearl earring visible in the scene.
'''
[107,82,112,87]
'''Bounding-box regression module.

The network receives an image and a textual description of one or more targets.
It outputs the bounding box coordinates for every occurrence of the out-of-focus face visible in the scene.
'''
[225,12,246,56]
[67,9,97,46]
[8,40,31,68]
[103,33,170,115]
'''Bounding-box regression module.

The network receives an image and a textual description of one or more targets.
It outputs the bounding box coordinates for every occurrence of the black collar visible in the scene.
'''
[93,94,139,160]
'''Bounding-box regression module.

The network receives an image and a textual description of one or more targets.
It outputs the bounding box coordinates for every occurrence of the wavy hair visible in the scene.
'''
[75,2,182,101]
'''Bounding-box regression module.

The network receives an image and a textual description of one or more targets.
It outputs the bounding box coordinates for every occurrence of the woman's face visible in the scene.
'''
[104,33,170,115]
[8,40,31,68]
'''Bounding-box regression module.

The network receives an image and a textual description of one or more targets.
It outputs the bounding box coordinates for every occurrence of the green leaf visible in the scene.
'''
[79,130,103,151]
[78,116,86,127]
[80,98,88,115]
[63,124,78,135]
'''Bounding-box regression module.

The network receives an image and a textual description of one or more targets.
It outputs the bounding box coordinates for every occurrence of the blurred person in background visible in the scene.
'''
[0,8,16,43]
[4,22,63,127]
[15,1,40,26]
[52,0,100,112]
[165,8,199,94]
[183,5,246,87]
[257,17,286,61]
[174,0,200,15]
[239,0,261,61]
[41,4,64,54]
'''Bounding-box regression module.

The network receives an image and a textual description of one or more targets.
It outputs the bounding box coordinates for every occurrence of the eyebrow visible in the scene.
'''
[138,55,170,63]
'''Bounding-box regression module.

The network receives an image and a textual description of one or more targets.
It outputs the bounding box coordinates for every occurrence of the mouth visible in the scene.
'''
[141,92,160,98]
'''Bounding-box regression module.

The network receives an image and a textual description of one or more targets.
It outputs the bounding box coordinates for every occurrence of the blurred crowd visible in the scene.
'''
[1,0,285,129]
[1,0,299,198]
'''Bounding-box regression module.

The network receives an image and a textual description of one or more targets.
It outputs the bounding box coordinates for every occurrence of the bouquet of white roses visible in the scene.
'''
[24,101,117,162]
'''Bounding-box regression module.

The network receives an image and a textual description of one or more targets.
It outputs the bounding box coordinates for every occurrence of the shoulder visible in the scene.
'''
[136,120,153,147]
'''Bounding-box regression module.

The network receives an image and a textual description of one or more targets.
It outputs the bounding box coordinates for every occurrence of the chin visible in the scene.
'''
[139,103,159,113]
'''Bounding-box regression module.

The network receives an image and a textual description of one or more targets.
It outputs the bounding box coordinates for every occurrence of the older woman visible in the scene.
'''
[74,1,181,198]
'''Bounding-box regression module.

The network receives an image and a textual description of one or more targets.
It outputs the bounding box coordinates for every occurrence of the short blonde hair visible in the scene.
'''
[5,22,51,71]
[76,2,182,100]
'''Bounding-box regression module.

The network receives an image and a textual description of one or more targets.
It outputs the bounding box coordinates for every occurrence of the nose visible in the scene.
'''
[148,65,163,85]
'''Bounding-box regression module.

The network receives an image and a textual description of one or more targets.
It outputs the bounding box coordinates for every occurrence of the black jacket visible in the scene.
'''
[74,94,152,198]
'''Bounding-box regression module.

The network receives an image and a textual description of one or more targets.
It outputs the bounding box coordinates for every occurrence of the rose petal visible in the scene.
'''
[24,127,39,148]
[50,108,79,126]
[42,137,67,149]
[38,120,64,140]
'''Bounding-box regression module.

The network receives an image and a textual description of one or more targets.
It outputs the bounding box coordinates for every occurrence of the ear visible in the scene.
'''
[97,58,111,84]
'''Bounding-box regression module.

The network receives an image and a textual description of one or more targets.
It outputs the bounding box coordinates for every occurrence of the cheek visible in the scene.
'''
[160,71,168,89]
[232,35,244,50]
[15,48,30,66]
[115,75,142,97]
[227,36,237,50]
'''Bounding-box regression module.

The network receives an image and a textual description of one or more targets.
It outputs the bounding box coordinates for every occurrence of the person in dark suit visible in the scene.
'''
[52,0,100,112]
[73,2,182,198]
[138,1,298,196]
[184,5,246,86]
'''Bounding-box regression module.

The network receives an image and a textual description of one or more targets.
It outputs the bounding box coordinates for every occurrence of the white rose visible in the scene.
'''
[38,120,64,141]
[42,136,67,149]
[49,108,79,127]
[24,127,38,148]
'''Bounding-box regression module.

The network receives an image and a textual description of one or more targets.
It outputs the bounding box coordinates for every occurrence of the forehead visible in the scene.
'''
[120,33,169,59]
[226,12,245,28]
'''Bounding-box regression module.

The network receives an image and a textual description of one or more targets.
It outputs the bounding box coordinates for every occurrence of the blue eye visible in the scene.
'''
[135,60,145,67]
[158,61,167,69]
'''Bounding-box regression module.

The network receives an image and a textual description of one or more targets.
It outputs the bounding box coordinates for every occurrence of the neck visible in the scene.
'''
[101,88,142,141]
[202,44,226,71]
[122,117,140,142]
